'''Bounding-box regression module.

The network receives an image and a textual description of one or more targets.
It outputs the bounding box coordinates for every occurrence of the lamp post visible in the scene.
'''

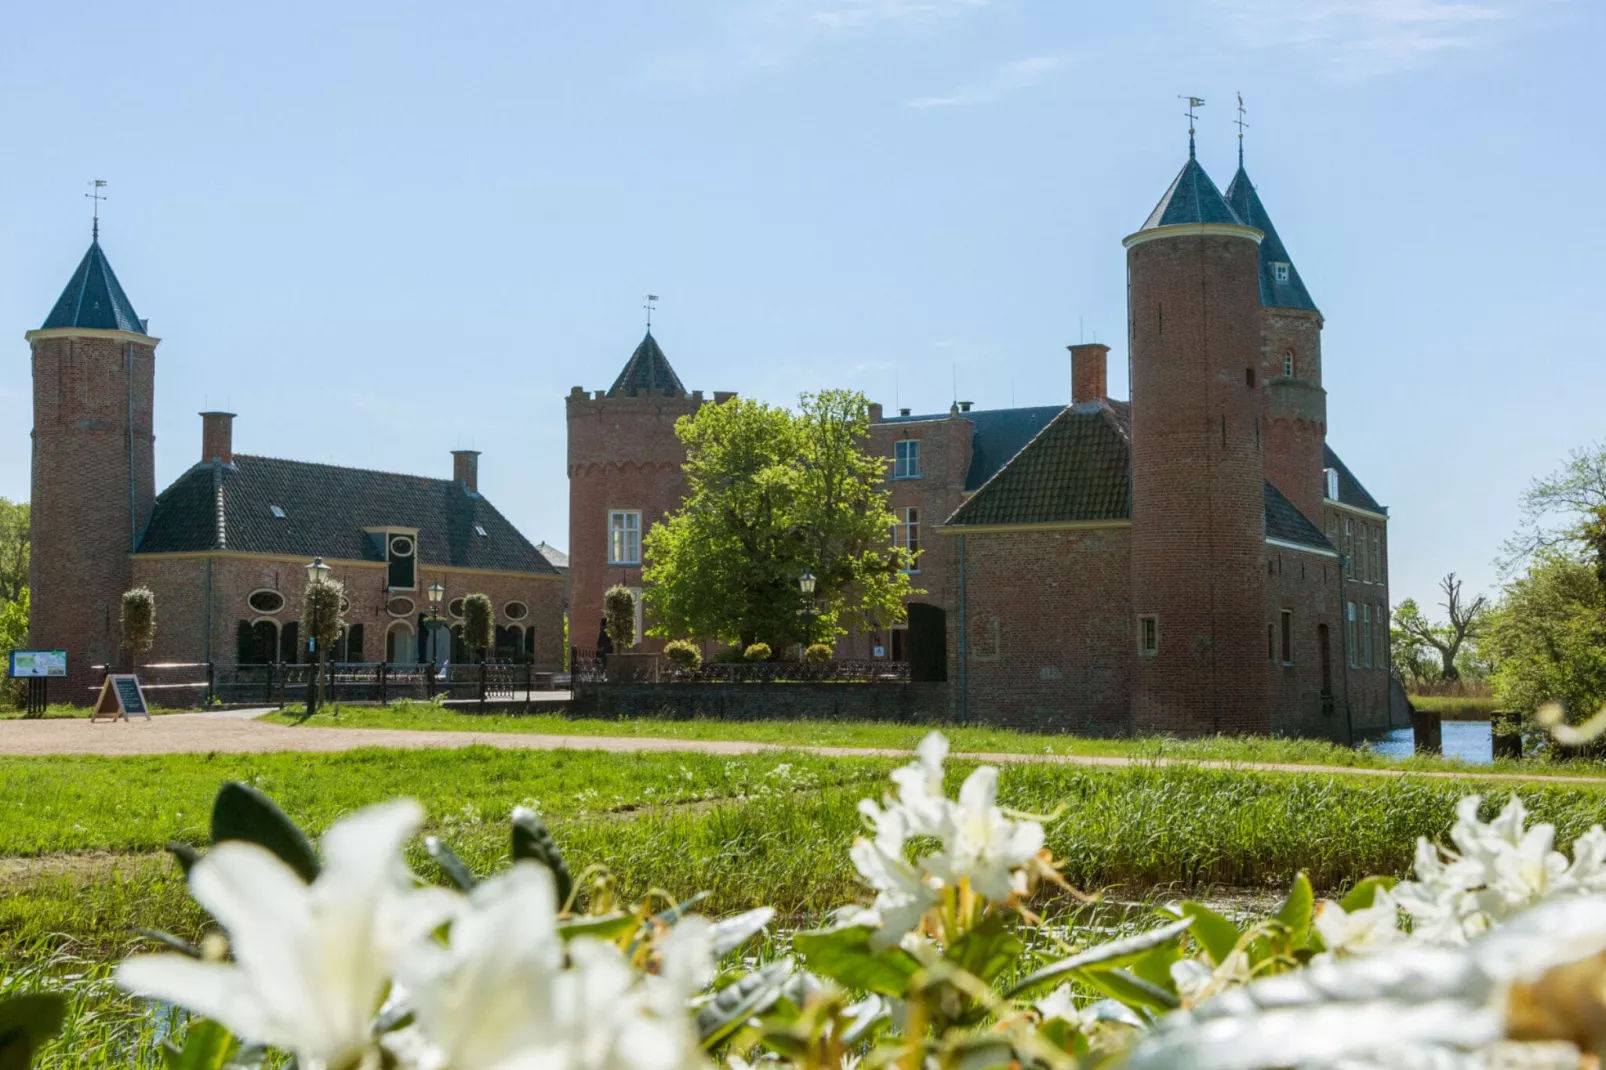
[798,571,817,653]
[304,557,332,713]
[426,581,445,668]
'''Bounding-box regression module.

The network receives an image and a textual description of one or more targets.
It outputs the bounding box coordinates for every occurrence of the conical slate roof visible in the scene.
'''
[1138,156,1245,232]
[607,331,686,398]
[1225,166,1318,312]
[41,241,146,333]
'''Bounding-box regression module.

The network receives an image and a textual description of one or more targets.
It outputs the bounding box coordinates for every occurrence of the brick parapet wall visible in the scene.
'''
[29,334,157,698]
[572,681,949,723]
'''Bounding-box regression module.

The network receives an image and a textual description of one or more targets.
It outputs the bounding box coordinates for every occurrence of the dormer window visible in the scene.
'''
[1273,262,1290,283]
[1325,468,1340,501]
[386,532,417,590]
[269,505,287,518]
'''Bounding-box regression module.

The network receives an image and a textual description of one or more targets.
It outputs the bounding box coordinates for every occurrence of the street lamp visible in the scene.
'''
[798,571,817,651]
[426,581,446,668]
[304,557,332,713]
[798,571,816,596]
[305,556,331,586]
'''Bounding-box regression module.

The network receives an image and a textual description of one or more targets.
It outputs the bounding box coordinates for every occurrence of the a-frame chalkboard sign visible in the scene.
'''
[92,674,152,722]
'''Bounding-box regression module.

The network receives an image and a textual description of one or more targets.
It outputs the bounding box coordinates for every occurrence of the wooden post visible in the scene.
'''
[478,658,487,712]
[1412,705,1442,755]
[1491,709,1522,760]
[206,662,216,707]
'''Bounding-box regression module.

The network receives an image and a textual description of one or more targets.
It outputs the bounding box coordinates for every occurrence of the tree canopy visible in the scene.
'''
[0,497,28,605]
[643,389,915,650]
[1391,573,1487,685]
[1486,550,1606,721]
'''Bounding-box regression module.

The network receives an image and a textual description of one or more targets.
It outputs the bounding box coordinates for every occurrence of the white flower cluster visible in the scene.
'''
[847,733,1046,949]
[116,801,712,1070]
[1314,794,1606,957]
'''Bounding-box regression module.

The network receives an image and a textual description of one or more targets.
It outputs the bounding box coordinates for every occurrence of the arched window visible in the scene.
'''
[1283,351,1295,378]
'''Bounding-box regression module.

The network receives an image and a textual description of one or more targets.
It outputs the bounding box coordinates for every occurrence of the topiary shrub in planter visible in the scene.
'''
[604,585,637,650]
[662,639,701,670]
[461,593,494,659]
[120,587,157,670]
[804,643,832,663]
[742,642,772,662]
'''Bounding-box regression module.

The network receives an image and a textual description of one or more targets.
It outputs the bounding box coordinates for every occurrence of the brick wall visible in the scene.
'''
[131,553,566,672]
[29,331,157,698]
[1263,545,1346,738]
[573,681,949,723]
[1127,229,1270,735]
[948,525,1132,732]
[1261,309,1327,524]
[566,388,706,653]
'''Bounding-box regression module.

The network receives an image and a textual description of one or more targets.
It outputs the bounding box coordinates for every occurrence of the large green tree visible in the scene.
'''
[1486,551,1606,720]
[0,497,28,605]
[643,390,915,650]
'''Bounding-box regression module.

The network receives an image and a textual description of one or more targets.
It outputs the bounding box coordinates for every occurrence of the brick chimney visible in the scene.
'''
[452,449,481,493]
[1069,343,1109,404]
[200,411,236,465]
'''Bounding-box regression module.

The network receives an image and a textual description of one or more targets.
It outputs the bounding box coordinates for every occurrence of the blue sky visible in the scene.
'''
[2,0,1601,612]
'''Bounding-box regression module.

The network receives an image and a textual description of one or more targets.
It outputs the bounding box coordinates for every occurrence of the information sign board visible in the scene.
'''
[92,674,152,722]
[8,650,67,678]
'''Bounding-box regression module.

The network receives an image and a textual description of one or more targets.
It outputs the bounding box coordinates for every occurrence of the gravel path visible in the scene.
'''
[3,712,1605,786]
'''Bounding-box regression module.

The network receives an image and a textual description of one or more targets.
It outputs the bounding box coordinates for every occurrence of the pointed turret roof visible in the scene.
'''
[607,331,687,398]
[1138,155,1245,232]
[1225,167,1318,312]
[41,241,146,333]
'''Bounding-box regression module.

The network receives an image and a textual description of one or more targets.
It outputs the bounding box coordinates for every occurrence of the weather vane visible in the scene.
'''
[1178,96,1205,158]
[1235,92,1249,166]
[644,294,659,331]
[86,179,107,241]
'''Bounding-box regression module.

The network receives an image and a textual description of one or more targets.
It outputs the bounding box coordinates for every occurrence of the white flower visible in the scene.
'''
[117,800,460,1070]
[1313,888,1403,957]
[849,804,938,950]
[886,732,950,837]
[925,766,1045,903]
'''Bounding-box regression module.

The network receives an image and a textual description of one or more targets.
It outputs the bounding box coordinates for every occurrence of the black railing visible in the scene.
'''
[90,661,216,707]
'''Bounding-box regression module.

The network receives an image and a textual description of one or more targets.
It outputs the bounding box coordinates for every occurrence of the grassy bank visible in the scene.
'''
[260,701,1603,778]
[1409,694,1499,720]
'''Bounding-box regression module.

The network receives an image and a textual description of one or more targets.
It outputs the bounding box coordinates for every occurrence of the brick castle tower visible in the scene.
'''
[26,235,158,698]
[566,330,722,653]
[1226,154,1327,523]
[1125,139,1270,733]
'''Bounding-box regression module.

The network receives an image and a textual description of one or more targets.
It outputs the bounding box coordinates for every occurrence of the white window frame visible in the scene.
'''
[608,510,642,566]
[1362,603,1373,667]
[1372,529,1383,583]
[1283,351,1294,378]
[896,507,920,573]
[1137,615,1159,657]
[1347,602,1358,668]
[1274,262,1290,283]
[1325,468,1340,500]
[893,439,921,480]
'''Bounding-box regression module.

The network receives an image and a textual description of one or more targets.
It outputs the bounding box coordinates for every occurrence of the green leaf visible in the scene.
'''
[210,782,319,884]
[651,892,710,927]
[1179,902,1242,966]
[1274,873,1315,949]
[947,912,1026,985]
[1074,967,1178,1013]
[695,959,794,1048]
[557,912,640,943]
[0,995,66,1070]
[165,841,201,877]
[160,1019,239,1070]
[1339,875,1398,913]
[793,924,920,997]
[510,808,572,906]
[1003,916,1194,999]
[423,836,477,892]
[1127,939,1182,993]
[709,908,776,959]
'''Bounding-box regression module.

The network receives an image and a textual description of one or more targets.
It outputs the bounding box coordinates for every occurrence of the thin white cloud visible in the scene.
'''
[649,0,991,90]
[905,54,1066,108]
[1211,0,1542,78]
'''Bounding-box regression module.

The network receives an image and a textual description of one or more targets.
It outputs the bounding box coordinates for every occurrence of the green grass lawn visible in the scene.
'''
[1409,694,1499,720]
[258,701,1603,779]
[0,702,197,720]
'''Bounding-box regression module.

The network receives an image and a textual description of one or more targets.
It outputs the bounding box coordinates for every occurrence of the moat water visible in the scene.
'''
[1365,721,1493,764]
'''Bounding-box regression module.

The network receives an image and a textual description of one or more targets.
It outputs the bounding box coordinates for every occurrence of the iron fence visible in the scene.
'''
[567,650,909,686]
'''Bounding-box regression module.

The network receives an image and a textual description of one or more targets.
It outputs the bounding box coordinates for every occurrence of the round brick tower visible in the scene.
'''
[1125,149,1269,734]
[26,238,158,700]
[1226,163,1327,524]
[565,330,713,654]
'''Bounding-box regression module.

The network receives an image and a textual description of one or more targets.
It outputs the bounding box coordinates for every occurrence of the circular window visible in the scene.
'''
[340,596,352,614]
[504,601,528,621]
[448,598,465,618]
[387,596,415,617]
[389,535,414,558]
[247,589,285,614]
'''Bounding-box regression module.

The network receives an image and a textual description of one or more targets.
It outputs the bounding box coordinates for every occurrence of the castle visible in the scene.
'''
[26,239,564,701]
[566,140,1397,737]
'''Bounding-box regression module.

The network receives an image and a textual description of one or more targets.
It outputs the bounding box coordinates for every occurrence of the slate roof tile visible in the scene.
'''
[1265,481,1335,550]
[1224,166,1319,312]
[608,331,686,398]
[946,403,1132,526]
[41,241,146,333]
[1324,444,1386,515]
[138,455,556,575]
[1139,157,1245,232]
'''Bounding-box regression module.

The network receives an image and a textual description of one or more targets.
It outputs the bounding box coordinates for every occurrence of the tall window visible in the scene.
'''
[387,533,416,590]
[1138,615,1159,657]
[1362,604,1373,667]
[893,439,921,479]
[1356,521,1367,580]
[1376,602,1388,668]
[1283,351,1294,377]
[608,510,641,565]
[1344,519,1354,577]
[1372,529,1382,583]
[1280,609,1293,665]
[1347,602,1358,668]
[1325,468,1340,500]
[896,507,920,572]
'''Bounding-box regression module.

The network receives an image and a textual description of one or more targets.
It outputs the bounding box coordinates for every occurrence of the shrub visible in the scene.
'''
[301,579,346,660]
[604,586,637,649]
[662,639,702,670]
[120,587,157,665]
[804,642,832,663]
[461,593,494,656]
[743,642,772,662]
